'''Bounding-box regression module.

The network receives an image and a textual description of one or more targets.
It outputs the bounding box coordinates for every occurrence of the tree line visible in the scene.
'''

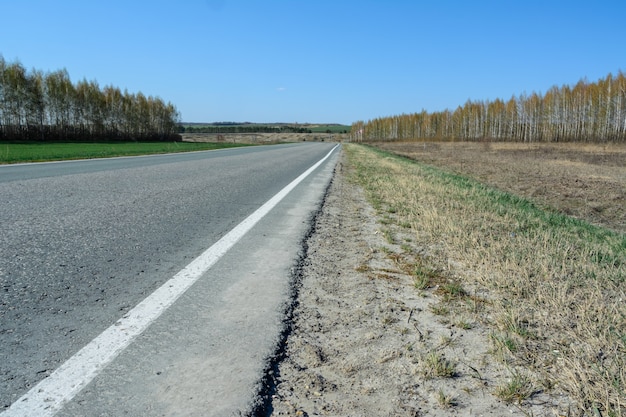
[182,124,312,134]
[351,71,626,143]
[0,56,181,142]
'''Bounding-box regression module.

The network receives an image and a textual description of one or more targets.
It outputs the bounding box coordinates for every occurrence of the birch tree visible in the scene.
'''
[354,71,626,143]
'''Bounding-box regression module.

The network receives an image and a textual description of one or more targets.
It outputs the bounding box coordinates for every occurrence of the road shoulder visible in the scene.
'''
[268,153,568,416]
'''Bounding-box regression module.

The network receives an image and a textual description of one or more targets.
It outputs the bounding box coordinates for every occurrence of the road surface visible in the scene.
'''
[0,142,340,416]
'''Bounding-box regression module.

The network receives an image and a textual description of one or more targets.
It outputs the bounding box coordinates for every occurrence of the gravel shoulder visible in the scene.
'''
[268,153,570,416]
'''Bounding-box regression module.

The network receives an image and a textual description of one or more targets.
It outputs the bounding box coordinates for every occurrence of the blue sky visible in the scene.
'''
[2,0,625,124]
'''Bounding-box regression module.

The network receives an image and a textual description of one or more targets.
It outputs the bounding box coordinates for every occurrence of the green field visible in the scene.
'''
[0,141,255,164]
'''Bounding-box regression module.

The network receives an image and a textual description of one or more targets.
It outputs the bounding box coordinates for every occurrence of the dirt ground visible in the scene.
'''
[267,152,575,416]
[374,141,626,234]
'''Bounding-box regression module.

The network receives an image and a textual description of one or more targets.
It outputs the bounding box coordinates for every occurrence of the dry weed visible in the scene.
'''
[345,143,626,415]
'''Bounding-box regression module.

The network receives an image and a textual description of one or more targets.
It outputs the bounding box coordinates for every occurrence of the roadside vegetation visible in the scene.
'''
[0,141,255,164]
[374,141,626,235]
[345,143,626,416]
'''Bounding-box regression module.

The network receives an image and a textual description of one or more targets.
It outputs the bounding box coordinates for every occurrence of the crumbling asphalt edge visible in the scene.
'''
[246,164,338,417]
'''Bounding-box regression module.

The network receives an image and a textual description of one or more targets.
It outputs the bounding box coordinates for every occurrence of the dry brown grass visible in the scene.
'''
[374,141,626,234]
[345,143,626,416]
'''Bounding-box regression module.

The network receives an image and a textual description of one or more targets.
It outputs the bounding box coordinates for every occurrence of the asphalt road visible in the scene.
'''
[0,142,340,416]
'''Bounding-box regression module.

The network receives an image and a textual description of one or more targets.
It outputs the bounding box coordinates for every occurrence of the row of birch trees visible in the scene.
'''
[0,57,181,142]
[352,71,626,143]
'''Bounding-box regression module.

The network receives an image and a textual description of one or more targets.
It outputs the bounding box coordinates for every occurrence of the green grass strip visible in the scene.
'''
[361,144,625,253]
[0,141,256,164]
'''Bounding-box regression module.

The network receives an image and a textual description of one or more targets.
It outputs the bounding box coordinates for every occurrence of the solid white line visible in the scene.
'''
[2,144,339,417]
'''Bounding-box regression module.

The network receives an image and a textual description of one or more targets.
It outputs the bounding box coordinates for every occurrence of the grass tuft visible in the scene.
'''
[422,351,456,379]
[495,370,535,404]
[435,389,456,408]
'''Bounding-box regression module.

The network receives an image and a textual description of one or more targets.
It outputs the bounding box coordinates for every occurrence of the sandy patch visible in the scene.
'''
[267,153,571,416]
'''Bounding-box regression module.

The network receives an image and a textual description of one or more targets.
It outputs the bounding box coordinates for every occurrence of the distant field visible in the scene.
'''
[306,125,350,133]
[181,122,350,134]
[0,141,255,164]
[374,141,626,234]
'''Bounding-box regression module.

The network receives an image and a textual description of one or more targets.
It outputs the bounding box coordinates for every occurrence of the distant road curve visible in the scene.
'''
[0,142,340,416]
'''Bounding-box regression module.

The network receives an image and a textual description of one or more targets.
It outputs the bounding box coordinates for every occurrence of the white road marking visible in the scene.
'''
[2,144,339,417]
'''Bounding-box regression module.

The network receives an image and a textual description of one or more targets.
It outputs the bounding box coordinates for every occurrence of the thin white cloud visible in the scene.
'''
[276,87,287,92]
